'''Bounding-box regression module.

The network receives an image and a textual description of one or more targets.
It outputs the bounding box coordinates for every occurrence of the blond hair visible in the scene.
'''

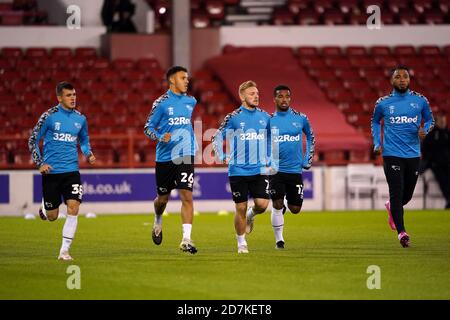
[238,80,257,97]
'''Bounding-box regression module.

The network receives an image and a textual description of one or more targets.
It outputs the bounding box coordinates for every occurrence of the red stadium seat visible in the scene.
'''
[16,59,34,69]
[418,45,442,56]
[0,70,21,85]
[393,45,417,56]
[287,0,309,14]
[374,56,399,69]
[326,57,352,68]
[313,0,334,13]
[348,13,368,25]
[388,0,410,14]
[1,47,23,58]
[321,46,342,56]
[424,11,445,24]
[92,58,110,70]
[122,70,148,82]
[297,47,320,57]
[37,57,59,70]
[338,0,360,14]
[345,46,367,56]
[300,57,327,69]
[25,47,47,59]
[110,81,132,94]
[0,58,13,71]
[137,57,160,70]
[76,70,98,83]
[327,88,354,103]
[112,58,136,70]
[124,92,142,105]
[297,10,320,25]
[66,59,89,70]
[308,67,334,80]
[323,9,346,25]
[398,10,421,25]
[273,8,295,25]
[74,47,98,58]
[397,56,423,67]
[50,47,73,58]
[424,56,449,67]
[370,46,392,56]
[336,69,362,83]
[381,11,396,25]
[0,11,24,25]
[413,0,434,13]
[349,57,376,68]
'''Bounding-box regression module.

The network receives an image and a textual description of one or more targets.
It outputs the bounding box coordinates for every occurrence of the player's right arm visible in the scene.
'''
[144,101,169,142]
[28,112,52,174]
[212,112,234,163]
[371,101,383,155]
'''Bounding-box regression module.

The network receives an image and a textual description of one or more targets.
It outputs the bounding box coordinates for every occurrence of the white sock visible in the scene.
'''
[41,199,47,218]
[61,215,78,253]
[182,224,192,240]
[237,234,247,247]
[155,213,162,225]
[247,206,256,219]
[283,198,289,212]
[271,207,284,243]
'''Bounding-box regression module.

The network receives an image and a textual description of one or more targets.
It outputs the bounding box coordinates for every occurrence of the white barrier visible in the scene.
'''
[0,166,444,217]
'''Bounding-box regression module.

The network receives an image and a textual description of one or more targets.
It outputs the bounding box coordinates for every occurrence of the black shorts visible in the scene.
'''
[269,172,304,206]
[155,156,195,195]
[229,175,270,203]
[42,171,83,210]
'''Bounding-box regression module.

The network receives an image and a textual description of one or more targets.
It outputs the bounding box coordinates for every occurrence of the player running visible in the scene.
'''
[371,66,434,248]
[212,80,271,254]
[268,85,315,249]
[28,82,96,261]
[144,66,198,254]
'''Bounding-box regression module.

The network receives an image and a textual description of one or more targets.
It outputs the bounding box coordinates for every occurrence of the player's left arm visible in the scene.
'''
[421,97,435,137]
[79,117,95,164]
[302,116,315,170]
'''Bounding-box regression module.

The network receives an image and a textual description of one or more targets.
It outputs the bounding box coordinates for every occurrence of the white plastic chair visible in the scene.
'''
[346,164,377,210]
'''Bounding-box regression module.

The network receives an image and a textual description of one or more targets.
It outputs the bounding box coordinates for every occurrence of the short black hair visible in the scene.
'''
[273,84,291,97]
[390,65,410,77]
[166,66,188,81]
[56,82,75,96]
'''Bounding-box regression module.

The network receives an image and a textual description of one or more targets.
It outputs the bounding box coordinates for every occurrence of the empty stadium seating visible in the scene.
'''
[145,0,450,30]
[1,44,449,168]
[0,0,48,25]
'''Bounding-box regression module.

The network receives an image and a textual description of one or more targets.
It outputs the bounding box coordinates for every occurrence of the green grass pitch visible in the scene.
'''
[0,210,449,300]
